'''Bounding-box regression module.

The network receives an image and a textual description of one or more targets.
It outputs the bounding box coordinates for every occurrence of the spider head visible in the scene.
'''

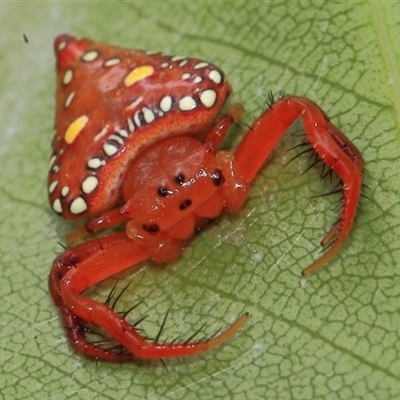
[121,136,225,241]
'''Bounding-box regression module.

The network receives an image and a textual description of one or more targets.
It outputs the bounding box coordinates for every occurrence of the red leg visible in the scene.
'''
[234,96,363,274]
[66,208,129,245]
[216,151,249,212]
[205,103,244,149]
[50,232,247,361]
[49,233,150,361]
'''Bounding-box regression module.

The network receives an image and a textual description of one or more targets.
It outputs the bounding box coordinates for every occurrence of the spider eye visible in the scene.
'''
[174,173,185,185]
[143,224,160,235]
[158,187,173,197]
[211,168,224,187]
[179,199,192,210]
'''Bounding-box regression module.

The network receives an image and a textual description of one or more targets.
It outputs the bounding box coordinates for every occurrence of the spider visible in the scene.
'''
[48,35,363,361]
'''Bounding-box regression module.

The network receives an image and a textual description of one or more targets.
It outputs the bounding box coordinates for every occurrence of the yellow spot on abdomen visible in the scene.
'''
[124,65,154,87]
[64,115,89,144]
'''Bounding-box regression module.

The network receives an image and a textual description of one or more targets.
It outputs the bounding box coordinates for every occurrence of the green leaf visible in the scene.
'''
[1,1,399,399]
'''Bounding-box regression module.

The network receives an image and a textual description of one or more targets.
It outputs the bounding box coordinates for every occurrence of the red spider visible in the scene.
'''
[48,35,363,361]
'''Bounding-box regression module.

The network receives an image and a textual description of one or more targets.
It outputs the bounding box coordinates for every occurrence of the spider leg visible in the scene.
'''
[49,232,148,361]
[204,103,244,149]
[234,96,363,274]
[49,232,247,361]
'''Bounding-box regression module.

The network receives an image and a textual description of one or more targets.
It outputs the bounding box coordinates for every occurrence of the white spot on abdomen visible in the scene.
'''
[200,89,217,108]
[134,111,141,127]
[53,199,62,213]
[82,50,99,62]
[160,96,172,112]
[57,41,67,51]
[171,55,185,62]
[87,157,105,170]
[142,107,155,123]
[104,58,120,67]
[82,176,99,194]
[119,129,129,137]
[63,69,73,85]
[64,92,75,109]
[179,96,196,111]
[61,186,70,197]
[94,126,108,142]
[194,62,208,70]
[208,70,222,84]
[128,96,144,110]
[49,155,56,170]
[49,180,58,194]
[70,197,88,215]
[103,142,119,157]
[127,118,135,132]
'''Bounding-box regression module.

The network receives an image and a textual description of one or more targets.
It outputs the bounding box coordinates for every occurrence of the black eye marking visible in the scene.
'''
[174,173,185,185]
[143,224,160,234]
[158,187,173,197]
[179,199,192,210]
[211,168,224,187]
